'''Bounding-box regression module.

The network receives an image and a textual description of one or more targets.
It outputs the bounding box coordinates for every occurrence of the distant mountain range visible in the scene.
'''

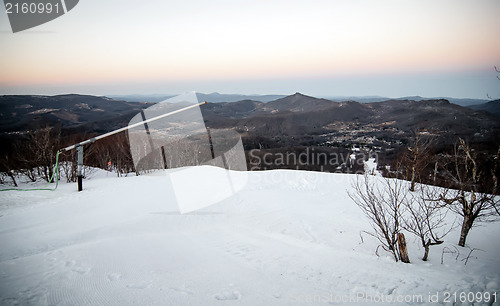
[199,93,499,171]
[201,93,499,143]
[109,92,286,103]
[110,92,492,108]
[2,93,498,137]
[0,94,153,135]
[1,92,498,172]
[318,95,491,107]
[468,99,500,117]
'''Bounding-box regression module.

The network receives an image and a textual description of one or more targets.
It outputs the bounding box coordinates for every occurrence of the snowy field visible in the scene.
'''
[0,167,499,305]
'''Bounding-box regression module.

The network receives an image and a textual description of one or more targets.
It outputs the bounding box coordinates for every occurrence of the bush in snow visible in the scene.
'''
[348,174,409,262]
[401,184,454,261]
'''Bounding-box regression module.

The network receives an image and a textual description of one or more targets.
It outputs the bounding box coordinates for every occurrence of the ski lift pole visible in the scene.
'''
[60,101,207,191]
[76,144,83,191]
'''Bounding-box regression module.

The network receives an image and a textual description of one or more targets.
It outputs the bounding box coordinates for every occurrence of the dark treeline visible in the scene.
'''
[1,123,499,198]
[385,133,500,196]
[0,125,135,186]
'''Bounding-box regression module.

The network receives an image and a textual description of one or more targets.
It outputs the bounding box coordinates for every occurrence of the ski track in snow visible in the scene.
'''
[0,168,499,305]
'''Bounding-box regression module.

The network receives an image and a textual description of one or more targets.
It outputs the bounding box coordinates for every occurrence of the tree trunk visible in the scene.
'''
[458,216,472,247]
[388,246,399,262]
[410,165,416,192]
[433,160,438,184]
[397,233,410,263]
[422,244,430,261]
[7,170,18,187]
[8,171,17,187]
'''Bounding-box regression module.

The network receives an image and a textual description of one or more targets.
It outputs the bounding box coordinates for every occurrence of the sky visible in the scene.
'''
[1,0,500,99]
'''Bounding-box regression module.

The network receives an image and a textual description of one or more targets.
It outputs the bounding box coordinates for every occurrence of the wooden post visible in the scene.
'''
[397,233,410,263]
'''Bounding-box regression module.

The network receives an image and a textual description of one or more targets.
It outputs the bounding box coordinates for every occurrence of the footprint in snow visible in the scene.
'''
[71,266,90,274]
[107,273,122,282]
[170,286,194,295]
[126,281,151,289]
[65,260,90,274]
[214,290,242,301]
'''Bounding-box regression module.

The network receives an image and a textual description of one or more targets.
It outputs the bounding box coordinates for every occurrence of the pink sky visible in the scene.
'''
[1,0,499,98]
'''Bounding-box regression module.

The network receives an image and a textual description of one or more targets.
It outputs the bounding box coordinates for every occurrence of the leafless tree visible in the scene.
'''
[13,125,61,183]
[398,130,435,191]
[58,133,99,182]
[89,132,135,176]
[487,65,500,99]
[58,159,75,183]
[0,153,18,187]
[348,174,410,262]
[402,184,454,261]
[439,138,500,247]
[107,133,135,177]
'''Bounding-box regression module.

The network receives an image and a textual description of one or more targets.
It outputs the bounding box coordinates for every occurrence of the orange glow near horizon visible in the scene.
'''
[1,0,499,95]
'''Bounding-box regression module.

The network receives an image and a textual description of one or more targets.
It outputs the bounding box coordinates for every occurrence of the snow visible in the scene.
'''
[1,167,499,305]
[363,157,381,176]
[169,165,247,214]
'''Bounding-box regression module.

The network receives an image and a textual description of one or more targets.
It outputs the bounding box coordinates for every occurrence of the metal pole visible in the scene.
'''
[60,101,207,191]
[61,101,207,152]
[76,145,83,191]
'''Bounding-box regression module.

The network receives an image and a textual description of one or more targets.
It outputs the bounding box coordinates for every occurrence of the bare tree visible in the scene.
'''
[487,65,500,99]
[89,132,135,176]
[0,153,18,187]
[402,185,454,261]
[58,149,78,183]
[13,125,61,183]
[399,130,434,191]
[348,174,410,262]
[439,138,500,247]
[58,133,98,182]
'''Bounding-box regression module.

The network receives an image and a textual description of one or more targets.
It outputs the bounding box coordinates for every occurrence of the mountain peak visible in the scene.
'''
[292,92,309,98]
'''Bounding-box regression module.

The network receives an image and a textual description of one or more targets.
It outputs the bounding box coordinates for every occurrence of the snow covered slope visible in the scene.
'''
[1,168,499,305]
